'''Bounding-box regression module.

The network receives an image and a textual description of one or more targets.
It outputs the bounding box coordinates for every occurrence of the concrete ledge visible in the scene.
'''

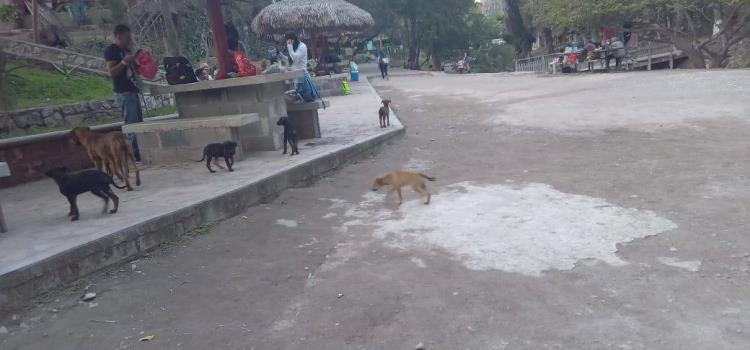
[0,162,9,178]
[0,79,405,314]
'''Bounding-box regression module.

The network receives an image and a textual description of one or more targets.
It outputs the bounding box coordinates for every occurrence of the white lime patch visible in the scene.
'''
[276,219,298,228]
[657,257,701,272]
[341,182,677,276]
[410,257,427,268]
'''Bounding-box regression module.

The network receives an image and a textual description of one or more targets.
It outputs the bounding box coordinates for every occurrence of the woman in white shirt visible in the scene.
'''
[285,32,320,102]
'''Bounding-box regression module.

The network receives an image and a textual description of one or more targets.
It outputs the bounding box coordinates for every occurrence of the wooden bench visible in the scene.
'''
[0,162,9,232]
[286,100,330,139]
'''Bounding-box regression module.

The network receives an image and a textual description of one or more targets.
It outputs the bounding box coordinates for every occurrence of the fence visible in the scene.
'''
[514,54,558,73]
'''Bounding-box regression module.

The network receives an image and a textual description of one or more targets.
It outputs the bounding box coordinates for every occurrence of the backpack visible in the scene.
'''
[164,57,198,85]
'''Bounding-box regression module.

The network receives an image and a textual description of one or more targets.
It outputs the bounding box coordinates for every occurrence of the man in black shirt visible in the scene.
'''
[104,24,142,160]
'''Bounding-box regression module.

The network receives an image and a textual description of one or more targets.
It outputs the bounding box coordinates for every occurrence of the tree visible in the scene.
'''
[503,0,535,56]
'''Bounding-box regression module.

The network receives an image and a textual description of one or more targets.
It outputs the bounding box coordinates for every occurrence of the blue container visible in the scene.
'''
[351,71,359,81]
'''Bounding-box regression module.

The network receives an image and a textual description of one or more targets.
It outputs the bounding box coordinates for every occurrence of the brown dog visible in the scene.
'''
[372,170,436,205]
[378,99,391,128]
[71,126,141,191]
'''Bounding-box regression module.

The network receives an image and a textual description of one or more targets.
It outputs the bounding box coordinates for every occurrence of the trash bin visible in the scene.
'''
[351,71,359,81]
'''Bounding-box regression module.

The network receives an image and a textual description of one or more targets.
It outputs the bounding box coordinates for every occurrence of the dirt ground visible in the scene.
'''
[3,70,750,350]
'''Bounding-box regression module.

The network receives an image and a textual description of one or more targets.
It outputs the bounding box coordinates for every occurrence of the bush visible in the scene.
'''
[471,44,515,73]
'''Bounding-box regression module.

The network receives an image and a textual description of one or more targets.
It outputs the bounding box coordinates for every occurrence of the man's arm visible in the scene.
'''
[108,60,126,78]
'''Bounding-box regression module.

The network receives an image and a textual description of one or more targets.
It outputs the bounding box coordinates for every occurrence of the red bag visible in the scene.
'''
[233,51,258,77]
[136,50,158,80]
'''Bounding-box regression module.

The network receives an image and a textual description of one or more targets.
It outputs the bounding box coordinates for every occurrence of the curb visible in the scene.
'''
[0,80,405,314]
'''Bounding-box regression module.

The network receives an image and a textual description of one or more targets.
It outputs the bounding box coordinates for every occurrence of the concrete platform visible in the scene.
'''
[0,77,403,314]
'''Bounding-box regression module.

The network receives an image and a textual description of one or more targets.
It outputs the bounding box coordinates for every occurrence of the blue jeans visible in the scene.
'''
[116,92,143,161]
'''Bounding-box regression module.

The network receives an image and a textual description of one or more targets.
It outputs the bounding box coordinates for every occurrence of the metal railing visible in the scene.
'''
[514,54,559,73]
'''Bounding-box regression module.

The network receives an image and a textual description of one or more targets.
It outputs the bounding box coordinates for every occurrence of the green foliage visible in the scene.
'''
[0,52,24,111]
[0,4,19,23]
[110,0,128,25]
[471,43,515,72]
[146,104,177,118]
[7,62,112,110]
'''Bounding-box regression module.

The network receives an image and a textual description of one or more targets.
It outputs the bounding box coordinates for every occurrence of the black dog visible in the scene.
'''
[379,99,391,128]
[276,117,299,156]
[46,167,126,221]
[196,141,238,173]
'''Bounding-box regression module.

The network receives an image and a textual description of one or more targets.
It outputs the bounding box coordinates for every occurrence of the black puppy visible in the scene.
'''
[379,99,391,128]
[196,141,238,173]
[276,117,299,156]
[46,167,126,221]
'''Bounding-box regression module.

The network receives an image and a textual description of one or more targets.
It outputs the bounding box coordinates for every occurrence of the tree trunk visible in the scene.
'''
[160,0,181,56]
[503,0,534,57]
[671,36,707,69]
[542,27,554,54]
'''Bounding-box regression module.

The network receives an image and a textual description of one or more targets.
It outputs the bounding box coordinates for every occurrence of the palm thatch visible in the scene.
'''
[251,0,374,36]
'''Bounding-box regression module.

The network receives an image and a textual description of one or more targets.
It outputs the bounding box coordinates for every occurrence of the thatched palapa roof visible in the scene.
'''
[251,0,374,36]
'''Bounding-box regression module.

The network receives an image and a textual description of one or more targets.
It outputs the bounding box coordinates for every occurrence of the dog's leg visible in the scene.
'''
[396,187,403,205]
[413,183,431,205]
[126,143,141,186]
[291,136,298,156]
[206,156,215,173]
[386,112,390,127]
[214,158,226,170]
[67,195,80,221]
[282,135,288,154]
[91,189,109,214]
[104,187,119,214]
[224,156,234,172]
[113,152,133,191]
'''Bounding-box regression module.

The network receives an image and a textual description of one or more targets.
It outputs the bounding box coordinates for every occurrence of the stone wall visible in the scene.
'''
[0,114,177,188]
[1,37,108,74]
[0,94,174,138]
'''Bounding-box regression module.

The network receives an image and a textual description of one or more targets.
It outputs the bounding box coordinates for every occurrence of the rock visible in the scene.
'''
[73,103,88,114]
[139,335,155,342]
[416,342,425,350]
[61,105,76,115]
[19,322,29,329]
[89,100,103,111]
[40,108,54,118]
[44,112,64,127]
[337,293,344,299]
[0,326,8,334]
[81,292,97,301]
[64,114,84,126]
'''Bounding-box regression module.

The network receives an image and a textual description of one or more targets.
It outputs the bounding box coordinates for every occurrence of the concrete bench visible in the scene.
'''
[286,100,330,139]
[0,162,9,232]
[122,113,260,164]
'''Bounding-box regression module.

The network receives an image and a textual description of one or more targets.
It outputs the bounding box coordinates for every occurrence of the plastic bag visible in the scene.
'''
[136,50,158,80]
[349,61,359,72]
[233,51,258,77]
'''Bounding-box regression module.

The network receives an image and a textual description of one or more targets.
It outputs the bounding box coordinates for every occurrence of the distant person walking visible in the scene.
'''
[378,52,389,79]
[104,24,142,161]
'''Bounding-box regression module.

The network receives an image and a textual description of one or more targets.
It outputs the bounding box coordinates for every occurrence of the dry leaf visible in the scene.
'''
[139,335,155,342]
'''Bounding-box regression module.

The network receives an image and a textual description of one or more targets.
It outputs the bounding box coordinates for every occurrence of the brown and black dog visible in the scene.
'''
[372,170,436,205]
[71,126,141,191]
[378,99,391,128]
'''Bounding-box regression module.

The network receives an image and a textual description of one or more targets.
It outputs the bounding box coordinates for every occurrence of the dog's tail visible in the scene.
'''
[196,153,206,162]
[420,173,436,182]
[109,175,128,190]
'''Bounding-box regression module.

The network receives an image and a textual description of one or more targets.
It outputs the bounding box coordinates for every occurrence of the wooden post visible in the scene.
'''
[669,53,674,69]
[32,0,40,43]
[647,42,652,71]
[206,0,231,79]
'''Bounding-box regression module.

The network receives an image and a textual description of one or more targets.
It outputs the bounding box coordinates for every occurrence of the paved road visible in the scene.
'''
[3,70,750,350]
